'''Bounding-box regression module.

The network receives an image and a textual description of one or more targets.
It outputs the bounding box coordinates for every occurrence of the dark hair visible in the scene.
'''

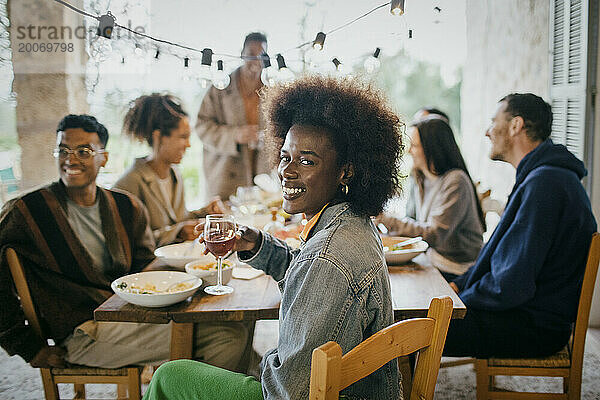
[123,93,188,146]
[417,107,450,123]
[499,93,552,141]
[56,114,109,147]
[243,32,267,51]
[411,116,486,230]
[262,76,404,217]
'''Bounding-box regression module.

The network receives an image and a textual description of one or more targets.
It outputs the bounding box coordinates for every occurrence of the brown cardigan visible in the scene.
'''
[0,181,155,362]
[196,67,270,199]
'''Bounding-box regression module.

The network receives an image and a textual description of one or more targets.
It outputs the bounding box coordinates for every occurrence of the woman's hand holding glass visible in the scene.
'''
[194,222,261,254]
[194,217,262,296]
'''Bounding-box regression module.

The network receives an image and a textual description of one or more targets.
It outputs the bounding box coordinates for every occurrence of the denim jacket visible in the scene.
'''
[240,202,401,400]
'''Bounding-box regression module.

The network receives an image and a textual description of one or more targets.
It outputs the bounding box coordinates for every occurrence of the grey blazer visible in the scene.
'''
[195,68,269,200]
[113,158,206,246]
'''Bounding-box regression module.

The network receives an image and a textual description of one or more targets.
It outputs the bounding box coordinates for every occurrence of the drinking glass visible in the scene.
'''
[203,214,236,295]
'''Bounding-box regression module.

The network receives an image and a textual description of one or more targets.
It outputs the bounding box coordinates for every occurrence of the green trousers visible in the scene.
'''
[143,359,264,400]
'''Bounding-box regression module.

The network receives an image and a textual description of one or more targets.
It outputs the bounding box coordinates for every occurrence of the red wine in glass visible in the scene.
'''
[204,215,236,295]
[205,232,235,257]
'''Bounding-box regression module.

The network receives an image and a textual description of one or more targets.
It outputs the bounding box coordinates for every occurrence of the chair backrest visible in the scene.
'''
[5,248,46,341]
[570,233,600,374]
[309,296,453,400]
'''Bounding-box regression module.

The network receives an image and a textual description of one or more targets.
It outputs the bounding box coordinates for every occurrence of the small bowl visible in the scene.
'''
[111,271,201,308]
[154,241,205,269]
[381,236,429,265]
[185,255,234,286]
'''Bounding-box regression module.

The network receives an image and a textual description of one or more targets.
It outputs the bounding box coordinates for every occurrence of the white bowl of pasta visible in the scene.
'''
[184,255,234,286]
[111,271,202,308]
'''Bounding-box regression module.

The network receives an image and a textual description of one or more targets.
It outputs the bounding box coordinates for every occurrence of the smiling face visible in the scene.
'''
[486,101,512,162]
[57,128,107,190]
[155,117,191,164]
[278,125,345,220]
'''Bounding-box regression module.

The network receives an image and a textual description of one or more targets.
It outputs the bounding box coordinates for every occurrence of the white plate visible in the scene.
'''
[154,241,206,269]
[111,271,201,308]
[381,236,429,265]
[185,255,235,286]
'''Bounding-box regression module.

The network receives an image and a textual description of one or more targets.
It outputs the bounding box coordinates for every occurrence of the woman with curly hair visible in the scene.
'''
[114,93,224,246]
[144,76,404,400]
[376,116,485,280]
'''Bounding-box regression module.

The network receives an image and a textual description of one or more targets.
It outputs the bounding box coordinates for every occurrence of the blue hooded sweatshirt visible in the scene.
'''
[454,139,596,331]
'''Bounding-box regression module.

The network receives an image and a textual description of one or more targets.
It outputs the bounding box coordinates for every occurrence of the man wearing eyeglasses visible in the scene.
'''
[0,115,250,371]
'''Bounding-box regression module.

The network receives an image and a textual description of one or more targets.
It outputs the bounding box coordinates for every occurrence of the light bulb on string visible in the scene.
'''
[87,12,115,63]
[199,48,213,88]
[182,57,194,81]
[364,47,381,74]
[212,60,230,90]
[134,43,143,57]
[312,32,326,51]
[332,58,351,77]
[390,0,405,15]
[276,54,294,83]
[260,53,278,87]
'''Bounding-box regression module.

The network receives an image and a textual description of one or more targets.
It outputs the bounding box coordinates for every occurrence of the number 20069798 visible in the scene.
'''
[18,42,74,52]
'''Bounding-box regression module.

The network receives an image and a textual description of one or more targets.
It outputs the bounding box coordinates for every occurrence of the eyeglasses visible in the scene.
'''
[53,147,105,160]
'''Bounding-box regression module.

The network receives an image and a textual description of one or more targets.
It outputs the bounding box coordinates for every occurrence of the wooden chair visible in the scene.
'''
[308,296,453,400]
[6,248,142,400]
[475,232,600,400]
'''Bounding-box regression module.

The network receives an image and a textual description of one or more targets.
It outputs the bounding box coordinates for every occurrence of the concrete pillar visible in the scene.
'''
[8,0,88,189]
[461,0,549,200]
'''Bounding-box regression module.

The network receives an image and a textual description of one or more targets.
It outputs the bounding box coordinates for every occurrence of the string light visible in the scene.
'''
[260,53,278,86]
[364,47,381,73]
[199,48,213,88]
[390,0,405,16]
[331,57,351,76]
[312,32,326,51]
[182,57,194,81]
[212,60,230,90]
[55,0,414,75]
[88,11,115,63]
[276,54,295,83]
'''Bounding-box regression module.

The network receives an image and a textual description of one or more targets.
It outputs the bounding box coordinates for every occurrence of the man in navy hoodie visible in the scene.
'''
[444,93,597,358]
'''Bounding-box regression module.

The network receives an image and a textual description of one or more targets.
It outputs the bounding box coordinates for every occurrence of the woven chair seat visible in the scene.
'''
[488,346,571,368]
[51,365,142,376]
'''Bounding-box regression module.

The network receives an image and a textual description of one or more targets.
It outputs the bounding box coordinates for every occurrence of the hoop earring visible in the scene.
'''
[342,184,349,196]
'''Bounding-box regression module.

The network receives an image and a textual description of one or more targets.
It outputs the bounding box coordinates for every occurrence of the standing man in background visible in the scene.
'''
[196,32,270,200]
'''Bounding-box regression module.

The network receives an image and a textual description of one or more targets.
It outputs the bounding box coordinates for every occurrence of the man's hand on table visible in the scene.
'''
[178,222,199,241]
[30,346,66,368]
[449,282,460,294]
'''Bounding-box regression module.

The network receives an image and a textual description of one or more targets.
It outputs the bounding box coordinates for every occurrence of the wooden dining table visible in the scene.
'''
[94,262,466,360]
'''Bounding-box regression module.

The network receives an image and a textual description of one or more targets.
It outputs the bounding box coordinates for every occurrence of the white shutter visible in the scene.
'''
[549,0,597,193]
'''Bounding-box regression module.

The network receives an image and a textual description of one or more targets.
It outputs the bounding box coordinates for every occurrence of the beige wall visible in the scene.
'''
[8,0,88,189]
[461,0,550,200]
[462,0,600,326]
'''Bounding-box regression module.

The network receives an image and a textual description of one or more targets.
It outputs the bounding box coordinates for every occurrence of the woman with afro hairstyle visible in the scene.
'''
[144,76,405,400]
[114,93,224,246]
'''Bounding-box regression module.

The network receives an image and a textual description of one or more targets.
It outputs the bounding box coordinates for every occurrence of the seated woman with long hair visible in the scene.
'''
[143,76,404,399]
[114,94,224,246]
[377,116,485,280]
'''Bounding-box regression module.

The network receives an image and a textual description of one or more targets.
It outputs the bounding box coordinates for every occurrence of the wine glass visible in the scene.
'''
[203,214,236,295]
